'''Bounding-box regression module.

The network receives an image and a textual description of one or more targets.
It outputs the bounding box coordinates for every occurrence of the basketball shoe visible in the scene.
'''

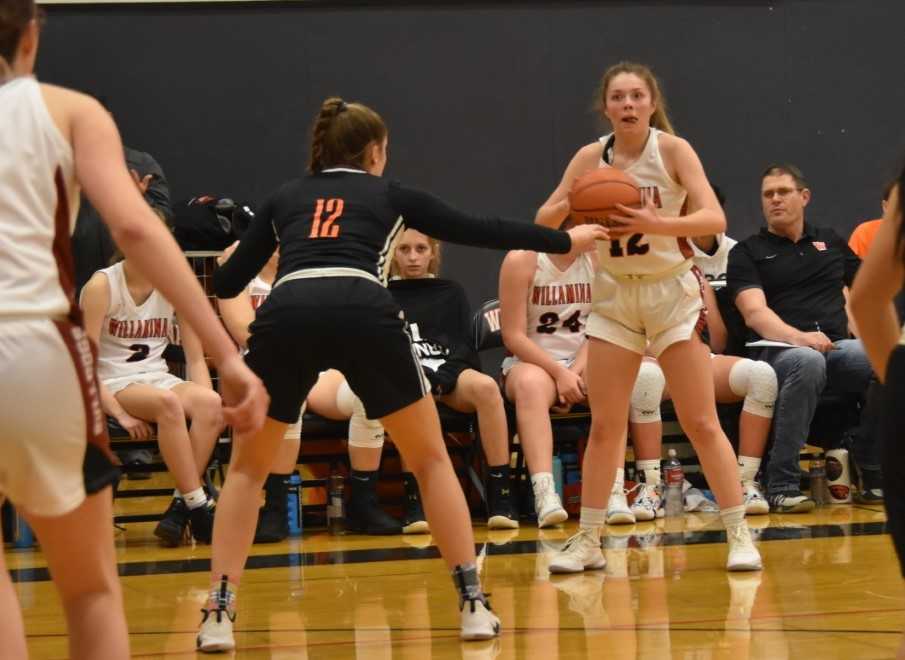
[767,491,816,513]
[154,497,190,547]
[548,528,607,574]
[533,473,568,528]
[197,576,236,653]
[460,596,501,641]
[188,501,216,544]
[486,469,519,530]
[629,482,663,521]
[402,473,430,534]
[741,480,770,515]
[726,524,763,572]
[346,471,402,535]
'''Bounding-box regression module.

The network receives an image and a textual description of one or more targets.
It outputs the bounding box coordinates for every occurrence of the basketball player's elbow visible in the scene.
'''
[107,215,148,251]
[705,208,726,235]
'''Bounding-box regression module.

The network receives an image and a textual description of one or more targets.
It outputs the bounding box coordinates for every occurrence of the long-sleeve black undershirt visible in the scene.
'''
[214,172,571,298]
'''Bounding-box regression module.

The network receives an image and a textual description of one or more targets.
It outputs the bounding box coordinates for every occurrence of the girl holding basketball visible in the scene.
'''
[536,61,761,573]
[198,96,607,650]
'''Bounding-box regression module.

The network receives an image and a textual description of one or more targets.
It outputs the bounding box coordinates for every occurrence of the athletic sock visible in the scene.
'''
[579,507,607,538]
[183,487,208,510]
[637,459,661,485]
[530,471,554,497]
[737,456,762,482]
[720,504,746,532]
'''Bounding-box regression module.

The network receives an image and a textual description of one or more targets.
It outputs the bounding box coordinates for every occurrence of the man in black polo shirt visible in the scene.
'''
[727,164,880,512]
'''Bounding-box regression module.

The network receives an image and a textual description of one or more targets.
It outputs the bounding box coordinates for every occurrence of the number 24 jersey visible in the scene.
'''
[524,252,595,363]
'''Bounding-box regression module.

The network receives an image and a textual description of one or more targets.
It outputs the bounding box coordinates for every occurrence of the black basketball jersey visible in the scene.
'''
[214,169,571,297]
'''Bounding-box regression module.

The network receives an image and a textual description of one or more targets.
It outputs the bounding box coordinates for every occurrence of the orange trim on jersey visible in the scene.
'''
[677,236,694,259]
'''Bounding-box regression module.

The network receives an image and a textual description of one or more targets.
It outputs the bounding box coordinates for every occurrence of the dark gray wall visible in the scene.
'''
[39,1,905,310]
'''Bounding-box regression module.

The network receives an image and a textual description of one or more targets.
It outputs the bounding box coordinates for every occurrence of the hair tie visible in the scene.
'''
[337,101,348,113]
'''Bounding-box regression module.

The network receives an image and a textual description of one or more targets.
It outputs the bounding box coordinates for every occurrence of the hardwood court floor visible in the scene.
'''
[8,503,904,659]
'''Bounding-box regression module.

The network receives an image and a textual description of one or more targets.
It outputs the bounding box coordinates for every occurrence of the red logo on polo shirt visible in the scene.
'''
[812,241,827,251]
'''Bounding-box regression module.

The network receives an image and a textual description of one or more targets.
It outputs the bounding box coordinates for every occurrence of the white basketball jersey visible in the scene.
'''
[92,262,175,382]
[522,253,595,361]
[689,233,737,283]
[596,128,691,276]
[0,77,77,319]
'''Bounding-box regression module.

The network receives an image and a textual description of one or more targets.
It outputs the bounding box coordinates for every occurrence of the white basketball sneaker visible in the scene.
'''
[548,528,607,574]
[460,597,501,641]
[533,474,568,528]
[726,524,763,572]
[629,482,663,521]
[742,480,770,515]
[197,577,237,653]
[606,489,636,525]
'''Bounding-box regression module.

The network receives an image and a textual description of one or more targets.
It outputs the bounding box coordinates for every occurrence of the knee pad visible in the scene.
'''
[347,392,385,449]
[728,359,777,419]
[335,378,356,418]
[629,361,666,424]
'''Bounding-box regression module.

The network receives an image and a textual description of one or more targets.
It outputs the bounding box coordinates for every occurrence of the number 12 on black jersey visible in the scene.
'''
[310,198,345,239]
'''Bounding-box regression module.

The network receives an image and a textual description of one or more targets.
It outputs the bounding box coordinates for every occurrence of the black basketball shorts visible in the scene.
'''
[245,277,428,423]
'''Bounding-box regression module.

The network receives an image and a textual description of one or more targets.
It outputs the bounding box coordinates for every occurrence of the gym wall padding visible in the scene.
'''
[39,1,905,309]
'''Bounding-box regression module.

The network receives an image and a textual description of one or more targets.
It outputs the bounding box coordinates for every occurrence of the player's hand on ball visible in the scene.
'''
[566,224,610,252]
[610,198,662,235]
[217,354,270,434]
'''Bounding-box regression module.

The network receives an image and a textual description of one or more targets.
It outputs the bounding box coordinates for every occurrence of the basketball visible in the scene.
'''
[569,167,641,227]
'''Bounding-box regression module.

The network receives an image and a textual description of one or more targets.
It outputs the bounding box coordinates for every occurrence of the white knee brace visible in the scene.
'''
[345,385,385,449]
[335,378,356,418]
[728,359,777,419]
[629,361,666,424]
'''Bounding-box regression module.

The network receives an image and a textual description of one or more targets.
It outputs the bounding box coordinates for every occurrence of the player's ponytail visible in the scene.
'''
[308,96,387,174]
[0,0,36,74]
[595,61,676,136]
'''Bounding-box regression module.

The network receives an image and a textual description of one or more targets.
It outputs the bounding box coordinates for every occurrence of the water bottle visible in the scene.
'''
[809,453,829,506]
[327,474,345,535]
[287,473,302,537]
[663,449,684,518]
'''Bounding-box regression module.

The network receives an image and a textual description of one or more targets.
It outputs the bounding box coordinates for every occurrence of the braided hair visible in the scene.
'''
[308,96,387,174]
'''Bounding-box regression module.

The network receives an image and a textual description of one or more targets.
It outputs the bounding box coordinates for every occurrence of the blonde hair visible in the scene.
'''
[594,61,675,135]
[389,233,441,279]
[308,96,387,174]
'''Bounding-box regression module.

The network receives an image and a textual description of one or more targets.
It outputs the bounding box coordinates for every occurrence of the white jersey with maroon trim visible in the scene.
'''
[689,233,737,284]
[91,262,175,382]
[521,252,594,362]
[596,128,691,277]
[0,77,78,320]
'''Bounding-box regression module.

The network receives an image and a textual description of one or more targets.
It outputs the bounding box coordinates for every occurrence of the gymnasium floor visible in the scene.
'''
[7,494,902,659]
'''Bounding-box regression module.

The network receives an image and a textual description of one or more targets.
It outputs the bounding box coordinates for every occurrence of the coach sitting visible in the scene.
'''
[727,164,880,512]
